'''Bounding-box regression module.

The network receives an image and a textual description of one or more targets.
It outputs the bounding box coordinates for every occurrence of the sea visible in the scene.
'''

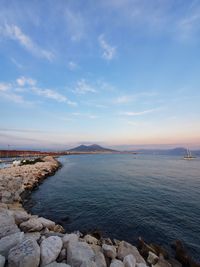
[24,154,200,261]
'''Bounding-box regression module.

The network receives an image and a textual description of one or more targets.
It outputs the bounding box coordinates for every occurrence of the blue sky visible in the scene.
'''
[0,0,200,150]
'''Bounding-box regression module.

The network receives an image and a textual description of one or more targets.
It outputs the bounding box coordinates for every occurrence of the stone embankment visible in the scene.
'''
[0,156,198,267]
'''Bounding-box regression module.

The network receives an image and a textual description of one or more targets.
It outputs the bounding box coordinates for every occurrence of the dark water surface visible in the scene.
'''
[25,154,200,260]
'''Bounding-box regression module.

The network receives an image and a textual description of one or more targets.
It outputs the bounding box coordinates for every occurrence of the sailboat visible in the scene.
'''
[184,149,196,160]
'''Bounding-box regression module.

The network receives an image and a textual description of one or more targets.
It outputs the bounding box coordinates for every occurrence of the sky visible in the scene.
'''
[0,0,200,150]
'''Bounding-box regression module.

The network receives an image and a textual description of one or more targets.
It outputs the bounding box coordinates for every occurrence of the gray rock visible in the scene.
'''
[13,210,30,225]
[84,235,98,245]
[102,244,116,259]
[136,263,148,267]
[0,254,5,267]
[24,232,41,241]
[44,262,71,267]
[94,251,107,267]
[153,258,172,267]
[57,249,66,262]
[147,252,159,265]
[0,211,20,238]
[67,241,95,267]
[8,238,40,267]
[37,217,55,230]
[20,217,43,232]
[80,261,97,267]
[123,254,136,267]
[40,236,63,266]
[0,232,24,258]
[110,259,125,267]
[63,233,78,248]
[117,241,146,264]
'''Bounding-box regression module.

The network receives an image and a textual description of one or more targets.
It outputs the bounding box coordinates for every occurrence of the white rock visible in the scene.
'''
[94,251,107,267]
[20,217,43,232]
[117,241,145,264]
[0,232,24,257]
[40,236,63,266]
[63,233,78,248]
[0,254,5,267]
[147,252,159,265]
[0,211,20,238]
[110,259,125,267]
[8,238,40,267]
[37,217,55,230]
[67,241,95,267]
[123,254,136,267]
[84,235,98,245]
[102,244,116,259]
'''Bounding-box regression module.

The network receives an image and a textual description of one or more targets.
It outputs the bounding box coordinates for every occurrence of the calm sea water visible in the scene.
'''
[25,154,200,260]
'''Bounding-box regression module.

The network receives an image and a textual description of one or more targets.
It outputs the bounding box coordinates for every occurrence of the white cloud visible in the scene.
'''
[0,82,11,91]
[114,95,133,104]
[68,61,78,71]
[73,79,97,94]
[65,9,85,41]
[98,35,116,61]
[32,87,77,106]
[121,108,158,116]
[1,24,54,61]
[16,76,36,87]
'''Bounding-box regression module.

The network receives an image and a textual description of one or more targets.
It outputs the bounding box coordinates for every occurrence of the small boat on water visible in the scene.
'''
[184,149,196,160]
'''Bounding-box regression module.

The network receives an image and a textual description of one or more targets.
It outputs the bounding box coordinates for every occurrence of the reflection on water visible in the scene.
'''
[24,154,200,260]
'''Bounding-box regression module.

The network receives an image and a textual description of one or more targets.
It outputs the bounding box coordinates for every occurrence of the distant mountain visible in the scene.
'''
[68,144,117,153]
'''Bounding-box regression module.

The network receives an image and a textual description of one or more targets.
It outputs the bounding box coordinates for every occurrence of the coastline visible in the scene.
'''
[0,156,198,267]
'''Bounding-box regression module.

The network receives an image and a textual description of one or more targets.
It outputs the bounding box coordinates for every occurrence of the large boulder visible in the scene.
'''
[0,211,20,238]
[37,217,55,230]
[8,238,40,267]
[40,236,63,266]
[94,251,107,267]
[0,232,24,258]
[13,210,31,225]
[0,254,5,267]
[24,232,41,241]
[102,244,116,259]
[20,217,43,232]
[118,241,146,264]
[124,254,136,267]
[67,241,95,267]
[110,259,125,267]
[63,233,79,248]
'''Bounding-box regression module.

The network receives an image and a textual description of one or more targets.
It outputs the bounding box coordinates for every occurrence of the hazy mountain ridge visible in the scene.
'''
[135,147,200,156]
[68,144,117,152]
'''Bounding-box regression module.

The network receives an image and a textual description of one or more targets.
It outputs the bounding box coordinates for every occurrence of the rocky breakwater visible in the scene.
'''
[0,156,198,267]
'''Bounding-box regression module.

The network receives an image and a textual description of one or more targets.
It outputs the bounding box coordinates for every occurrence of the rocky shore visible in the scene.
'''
[0,156,198,267]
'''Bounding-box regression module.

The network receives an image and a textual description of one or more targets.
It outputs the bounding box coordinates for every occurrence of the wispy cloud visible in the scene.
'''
[68,61,78,71]
[177,7,200,40]
[73,79,97,94]
[114,95,133,104]
[120,108,159,116]
[98,34,116,61]
[16,76,36,86]
[32,87,77,106]
[65,9,86,42]
[0,82,11,91]
[1,24,54,61]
